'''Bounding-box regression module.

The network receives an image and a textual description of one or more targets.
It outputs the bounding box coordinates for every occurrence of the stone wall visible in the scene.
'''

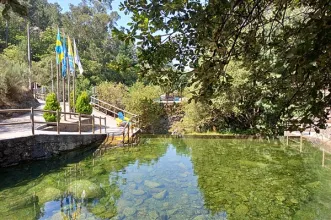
[0,134,107,167]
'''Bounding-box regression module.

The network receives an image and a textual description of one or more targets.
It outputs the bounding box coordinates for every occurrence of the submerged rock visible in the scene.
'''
[131,189,145,196]
[160,214,169,220]
[167,209,178,216]
[149,210,159,219]
[91,167,106,175]
[177,163,187,169]
[117,199,133,211]
[67,180,103,199]
[128,183,137,190]
[133,175,144,184]
[144,180,162,188]
[123,207,136,216]
[136,198,145,206]
[193,215,205,220]
[150,187,164,193]
[37,187,62,204]
[50,212,64,220]
[153,190,167,200]
[235,204,249,215]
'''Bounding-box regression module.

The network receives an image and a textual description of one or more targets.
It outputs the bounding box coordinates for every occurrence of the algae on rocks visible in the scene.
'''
[68,180,103,199]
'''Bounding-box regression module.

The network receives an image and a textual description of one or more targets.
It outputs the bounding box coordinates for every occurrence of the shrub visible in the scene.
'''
[0,58,26,100]
[96,82,126,109]
[76,91,92,115]
[123,82,164,132]
[43,93,61,122]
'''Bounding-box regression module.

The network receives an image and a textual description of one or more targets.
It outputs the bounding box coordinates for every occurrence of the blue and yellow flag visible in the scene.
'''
[61,34,68,77]
[67,36,75,74]
[55,29,63,64]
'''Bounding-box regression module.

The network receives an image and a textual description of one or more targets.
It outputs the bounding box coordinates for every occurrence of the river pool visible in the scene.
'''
[0,138,330,219]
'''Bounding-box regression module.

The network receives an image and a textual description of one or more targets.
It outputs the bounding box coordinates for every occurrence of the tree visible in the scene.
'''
[115,0,331,134]
[1,0,140,102]
[0,0,27,19]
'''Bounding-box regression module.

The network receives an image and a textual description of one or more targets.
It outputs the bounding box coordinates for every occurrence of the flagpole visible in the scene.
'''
[63,75,66,121]
[27,21,32,91]
[57,62,60,101]
[67,56,71,119]
[51,60,54,93]
[73,70,76,112]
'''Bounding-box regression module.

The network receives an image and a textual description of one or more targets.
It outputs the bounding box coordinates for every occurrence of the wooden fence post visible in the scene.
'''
[30,107,34,135]
[138,117,140,129]
[92,115,95,134]
[56,109,60,134]
[131,122,134,143]
[127,124,130,144]
[104,117,106,133]
[122,131,125,144]
[99,116,102,134]
[79,113,81,135]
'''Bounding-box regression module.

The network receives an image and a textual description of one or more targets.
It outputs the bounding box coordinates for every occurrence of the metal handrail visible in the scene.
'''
[90,96,137,117]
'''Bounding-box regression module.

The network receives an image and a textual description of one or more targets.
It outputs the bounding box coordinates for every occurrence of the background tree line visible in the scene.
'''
[0,0,138,105]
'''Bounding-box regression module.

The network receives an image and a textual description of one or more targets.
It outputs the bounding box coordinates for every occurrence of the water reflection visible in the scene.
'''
[0,138,330,219]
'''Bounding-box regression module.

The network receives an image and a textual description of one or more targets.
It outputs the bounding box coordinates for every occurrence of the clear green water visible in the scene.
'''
[0,138,331,220]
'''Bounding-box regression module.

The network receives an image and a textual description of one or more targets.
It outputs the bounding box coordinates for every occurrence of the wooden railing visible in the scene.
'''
[121,115,140,144]
[90,96,140,144]
[0,108,107,135]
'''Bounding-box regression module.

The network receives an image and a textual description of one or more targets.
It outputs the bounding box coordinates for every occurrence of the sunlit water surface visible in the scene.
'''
[0,138,331,220]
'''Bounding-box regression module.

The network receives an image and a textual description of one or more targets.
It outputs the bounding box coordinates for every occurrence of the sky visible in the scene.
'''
[48,0,131,28]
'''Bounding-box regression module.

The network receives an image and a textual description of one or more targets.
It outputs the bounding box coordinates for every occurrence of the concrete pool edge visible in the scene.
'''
[0,134,107,167]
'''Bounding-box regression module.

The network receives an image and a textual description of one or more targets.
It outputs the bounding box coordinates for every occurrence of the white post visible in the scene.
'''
[322,149,325,167]
[300,133,303,152]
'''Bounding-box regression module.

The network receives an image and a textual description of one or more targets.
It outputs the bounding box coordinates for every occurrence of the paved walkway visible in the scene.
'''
[0,100,124,140]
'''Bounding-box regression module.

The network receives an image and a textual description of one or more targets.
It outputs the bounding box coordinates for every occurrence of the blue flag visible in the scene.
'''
[61,35,68,77]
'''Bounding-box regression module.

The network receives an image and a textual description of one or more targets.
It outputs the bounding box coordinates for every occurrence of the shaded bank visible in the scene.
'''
[0,134,106,167]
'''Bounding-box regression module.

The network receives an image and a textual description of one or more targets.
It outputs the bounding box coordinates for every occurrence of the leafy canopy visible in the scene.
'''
[115,0,331,134]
